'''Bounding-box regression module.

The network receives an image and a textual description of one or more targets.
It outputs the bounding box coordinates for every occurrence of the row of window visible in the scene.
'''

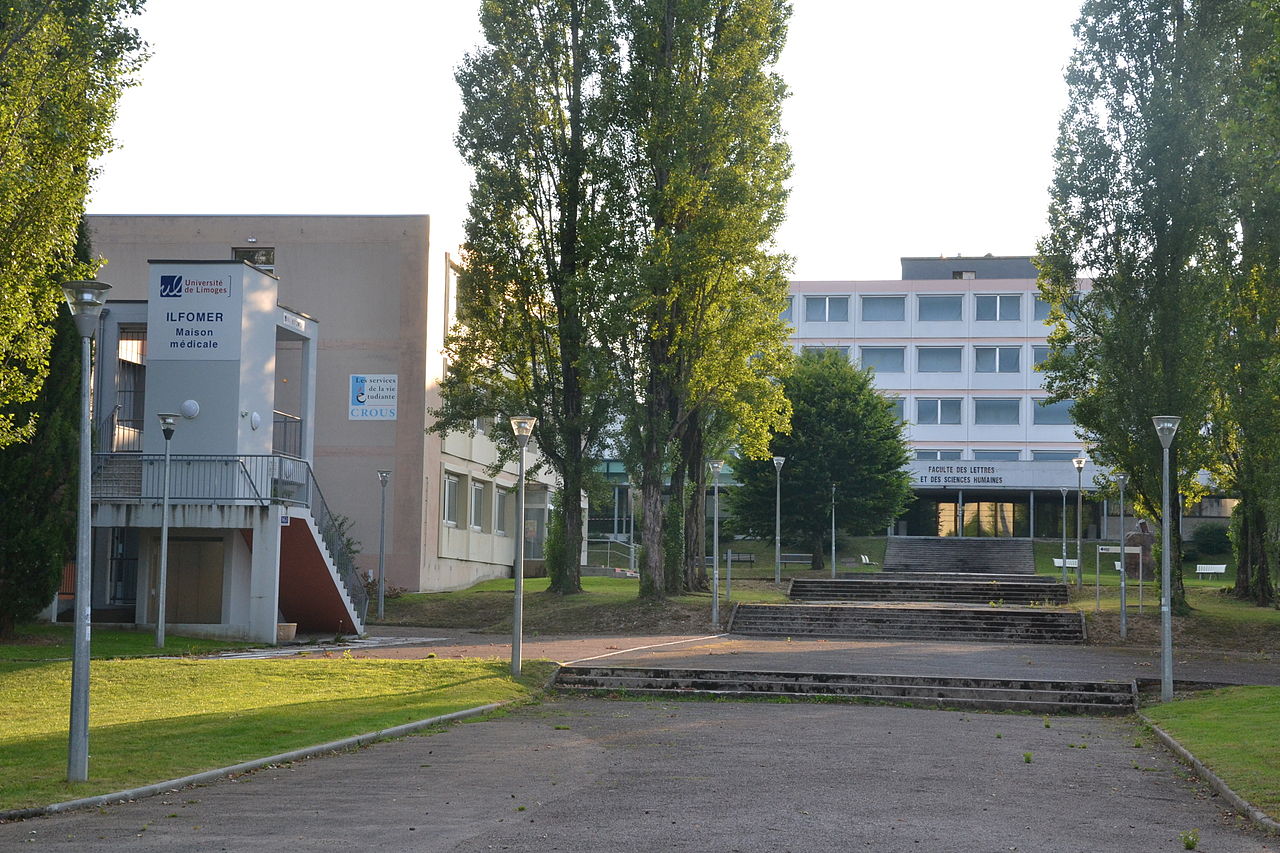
[443,473,512,535]
[787,293,1053,324]
[806,344,1064,374]
[887,396,1075,426]
[916,449,1083,462]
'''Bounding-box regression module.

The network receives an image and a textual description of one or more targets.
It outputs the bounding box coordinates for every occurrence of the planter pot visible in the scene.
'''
[276,622,298,643]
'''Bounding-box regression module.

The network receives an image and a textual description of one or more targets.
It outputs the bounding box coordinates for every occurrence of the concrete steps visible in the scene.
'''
[790,576,1069,606]
[554,665,1134,715]
[730,602,1085,644]
[883,537,1034,574]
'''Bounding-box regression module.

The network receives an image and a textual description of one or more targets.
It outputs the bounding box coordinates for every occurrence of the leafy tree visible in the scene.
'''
[613,0,794,597]
[726,350,912,572]
[1037,0,1232,611]
[0,222,90,638]
[437,0,632,594]
[0,0,146,447]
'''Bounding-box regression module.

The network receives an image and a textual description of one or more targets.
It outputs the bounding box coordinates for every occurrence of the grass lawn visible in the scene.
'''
[377,575,788,635]
[1144,685,1280,821]
[0,656,554,812]
[0,623,255,661]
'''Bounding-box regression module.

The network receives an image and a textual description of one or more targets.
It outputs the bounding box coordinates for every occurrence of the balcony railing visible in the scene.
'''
[273,411,303,458]
[92,452,368,622]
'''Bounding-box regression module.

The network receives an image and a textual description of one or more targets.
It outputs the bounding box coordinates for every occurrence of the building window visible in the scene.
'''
[780,296,793,323]
[860,347,905,373]
[975,346,1021,373]
[470,481,486,531]
[1032,345,1050,366]
[918,295,963,322]
[802,345,849,358]
[888,397,905,421]
[974,450,1021,461]
[233,247,275,271]
[975,293,1021,321]
[1034,296,1053,321]
[495,489,510,536]
[805,295,849,322]
[473,416,494,435]
[1032,450,1079,461]
[443,475,459,525]
[1033,399,1074,425]
[916,346,962,373]
[916,398,962,425]
[952,270,976,280]
[861,295,905,322]
[974,398,1020,425]
[917,449,963,460]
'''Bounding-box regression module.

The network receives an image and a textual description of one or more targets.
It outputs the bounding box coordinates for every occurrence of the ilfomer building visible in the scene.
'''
[82,215,554,634]
[787,255,1231,540]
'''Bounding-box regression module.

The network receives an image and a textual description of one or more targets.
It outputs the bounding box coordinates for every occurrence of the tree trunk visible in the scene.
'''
[552,458,585,595]
[682,421,708,592]
[664,461,686,594]
[808,534,825,574]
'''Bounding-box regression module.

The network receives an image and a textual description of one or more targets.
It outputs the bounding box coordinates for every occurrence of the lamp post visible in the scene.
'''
[830,482,836,579]
[1115,471,1128,637]
[62,279,111,783]
[1072,456,1087,587]
[1153,415,1182,702]
[509,416,537,677]
[710,460,722,629]
[376,470,391,620]
[1058,487,1069,584]
[155,413,179,648]
[628,484,636,575]
[773,456,785,584]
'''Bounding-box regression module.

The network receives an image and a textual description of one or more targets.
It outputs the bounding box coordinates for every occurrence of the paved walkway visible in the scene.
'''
[3,698,1273,851]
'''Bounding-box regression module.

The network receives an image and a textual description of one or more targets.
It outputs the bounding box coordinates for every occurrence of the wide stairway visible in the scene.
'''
[729,602,1085,643]
[554,665,1134,715]
[882,536,1034,574]
[791,574,1068,605]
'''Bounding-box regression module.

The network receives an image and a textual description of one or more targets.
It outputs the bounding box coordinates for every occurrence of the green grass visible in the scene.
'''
[0,624,256,661]
[378,575,788,634]
[0,657,553,812]
[1144,686,1280,820]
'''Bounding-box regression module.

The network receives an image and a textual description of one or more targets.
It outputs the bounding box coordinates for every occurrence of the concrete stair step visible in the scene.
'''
[730,602,1086,644]
[554,666,1135,715]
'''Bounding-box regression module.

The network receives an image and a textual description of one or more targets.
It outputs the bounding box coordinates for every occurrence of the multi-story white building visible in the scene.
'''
[788,255,1106,538]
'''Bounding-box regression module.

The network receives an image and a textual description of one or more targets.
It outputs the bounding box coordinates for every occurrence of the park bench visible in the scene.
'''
[1194,564,1227,579]
[703,552,756,567]
[858,554,878,567]
[1051,557,1079,570]
[780,553,812,565]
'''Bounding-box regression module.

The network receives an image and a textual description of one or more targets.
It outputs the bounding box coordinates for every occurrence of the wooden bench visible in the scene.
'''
[780,553,811,565]
[1194,564,1227,579]
[704,552,756,567]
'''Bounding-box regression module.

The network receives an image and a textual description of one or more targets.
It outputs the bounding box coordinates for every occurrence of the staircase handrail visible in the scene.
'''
[294,458,370,624]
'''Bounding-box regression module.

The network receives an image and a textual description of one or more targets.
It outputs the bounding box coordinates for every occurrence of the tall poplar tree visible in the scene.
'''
[0,0,145,447]
[439,0,631,594]
[1037,0,1231,611]
[614,0,794,597]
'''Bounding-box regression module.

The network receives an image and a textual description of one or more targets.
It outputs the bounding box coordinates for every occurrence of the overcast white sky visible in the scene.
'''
[87,0,1083,281]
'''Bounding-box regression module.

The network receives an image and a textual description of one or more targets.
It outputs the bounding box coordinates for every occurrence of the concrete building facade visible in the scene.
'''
[86,215,549,596]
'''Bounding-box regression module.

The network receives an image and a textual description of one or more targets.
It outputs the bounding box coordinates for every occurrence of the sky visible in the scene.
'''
[86,0,1084,282]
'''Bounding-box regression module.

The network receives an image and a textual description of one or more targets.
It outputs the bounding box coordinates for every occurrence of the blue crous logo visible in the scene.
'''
[159,275,184,298]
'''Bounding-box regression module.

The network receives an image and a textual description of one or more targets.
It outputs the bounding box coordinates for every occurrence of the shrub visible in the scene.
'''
[1190,523,1230,556]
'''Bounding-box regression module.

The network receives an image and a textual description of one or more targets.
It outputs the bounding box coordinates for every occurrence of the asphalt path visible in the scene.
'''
[3,697,1274,852]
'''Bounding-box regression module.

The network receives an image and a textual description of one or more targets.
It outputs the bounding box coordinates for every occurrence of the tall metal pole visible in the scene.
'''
[156,414,178,648]
[1117,472,1128,639]
[377,470,390,620]
[1073,456,1086,587]
[628,485,636,574]
[830,482,836,579]
[1059,487,1068,584]
[510,416,536,677]
[63,279,110,784]
[1153,416,1181,702]
[773,456,784,584]
[710,460,722,629]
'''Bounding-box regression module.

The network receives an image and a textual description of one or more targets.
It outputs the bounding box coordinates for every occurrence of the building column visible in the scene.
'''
[1029,490,1035,538]
[247,506,283,644]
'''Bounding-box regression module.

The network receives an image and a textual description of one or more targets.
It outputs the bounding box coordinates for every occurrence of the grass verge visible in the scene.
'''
[377,575,788,634]
[1143,686,1280,821]
[0,624,255,661]
[0,657,554,812]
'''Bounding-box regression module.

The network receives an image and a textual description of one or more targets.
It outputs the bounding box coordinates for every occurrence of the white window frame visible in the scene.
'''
[861,295,905,322]
[973,450,1021,461]
[974,346,1021,373]
[804,295,850,323]
[916,346,963,373]
[860,346,905,374]
[443,475,460,526]
[1033,398,1074,425]
[916,397,962,425]
[973,398,1021,425]
[470,481,486,531]
[916,449,964,461]
[975,293,1022,321]
[917,294,963,322]
[495,488,510,536]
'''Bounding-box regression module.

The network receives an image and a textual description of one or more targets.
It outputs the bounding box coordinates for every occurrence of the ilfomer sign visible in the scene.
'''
[148,270,240,358]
